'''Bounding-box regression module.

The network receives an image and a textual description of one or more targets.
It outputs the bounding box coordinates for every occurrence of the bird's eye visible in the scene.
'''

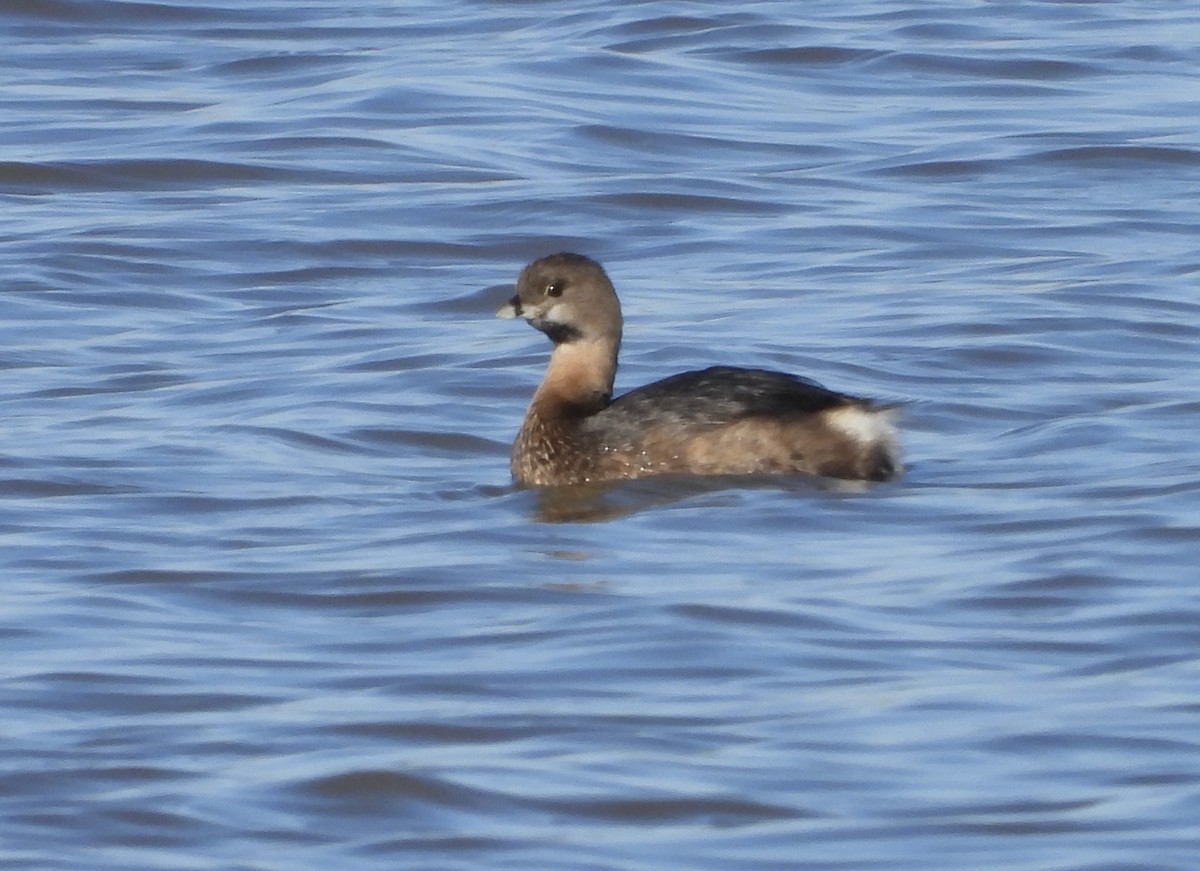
[544,282,563,298]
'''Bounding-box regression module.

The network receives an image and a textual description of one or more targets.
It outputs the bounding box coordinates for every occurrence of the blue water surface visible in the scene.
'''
[2,2,1199,870]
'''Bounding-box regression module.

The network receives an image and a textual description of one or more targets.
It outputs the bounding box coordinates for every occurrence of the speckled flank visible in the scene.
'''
[511,402,600,487]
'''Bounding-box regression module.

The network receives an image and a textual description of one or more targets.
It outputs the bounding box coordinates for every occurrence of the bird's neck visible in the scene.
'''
[531,336,619,417]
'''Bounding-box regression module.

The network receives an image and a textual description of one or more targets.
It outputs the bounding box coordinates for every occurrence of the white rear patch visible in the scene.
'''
[826,405,898,448]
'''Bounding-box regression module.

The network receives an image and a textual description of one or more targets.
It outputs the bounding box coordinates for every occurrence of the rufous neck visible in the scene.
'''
[533,336,619,413]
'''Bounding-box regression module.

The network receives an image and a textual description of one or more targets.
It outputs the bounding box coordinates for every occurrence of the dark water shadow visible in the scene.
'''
[520,472,884,523]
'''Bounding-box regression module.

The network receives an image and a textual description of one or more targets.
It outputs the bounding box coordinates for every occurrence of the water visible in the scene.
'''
[3,2,1200,869]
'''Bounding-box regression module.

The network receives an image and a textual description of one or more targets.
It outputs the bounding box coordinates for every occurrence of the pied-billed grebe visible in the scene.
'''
[497,252,900,487]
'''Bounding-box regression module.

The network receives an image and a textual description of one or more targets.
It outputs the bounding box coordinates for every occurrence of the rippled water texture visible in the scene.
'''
[3,2,1200,870]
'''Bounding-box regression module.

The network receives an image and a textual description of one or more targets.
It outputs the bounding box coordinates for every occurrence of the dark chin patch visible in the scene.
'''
[539,321,583,344]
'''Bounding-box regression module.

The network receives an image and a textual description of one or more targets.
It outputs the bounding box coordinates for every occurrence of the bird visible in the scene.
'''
[497,252,900,487]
